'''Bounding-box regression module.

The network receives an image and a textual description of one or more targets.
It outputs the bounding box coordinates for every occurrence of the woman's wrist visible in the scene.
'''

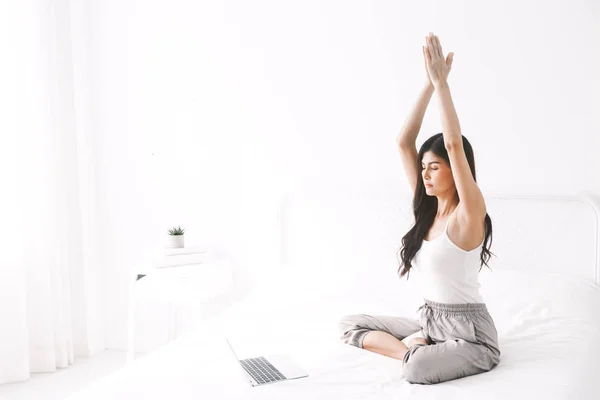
[433,79,449,90]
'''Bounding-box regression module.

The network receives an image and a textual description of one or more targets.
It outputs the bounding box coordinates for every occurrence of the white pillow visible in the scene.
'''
[478,267,600,338]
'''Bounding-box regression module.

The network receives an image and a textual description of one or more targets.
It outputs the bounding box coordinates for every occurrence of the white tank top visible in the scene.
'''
[411,210,486,304]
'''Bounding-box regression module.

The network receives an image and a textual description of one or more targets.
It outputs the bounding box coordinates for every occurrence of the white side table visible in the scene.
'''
[127,259,233,361]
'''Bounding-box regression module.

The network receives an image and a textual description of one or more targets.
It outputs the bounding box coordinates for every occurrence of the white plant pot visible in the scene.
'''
[167,234,184,248]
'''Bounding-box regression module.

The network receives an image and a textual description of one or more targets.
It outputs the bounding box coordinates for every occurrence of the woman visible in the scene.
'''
[338,32,501,384]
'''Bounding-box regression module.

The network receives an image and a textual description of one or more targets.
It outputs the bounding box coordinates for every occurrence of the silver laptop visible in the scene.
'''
[225,336,309,387]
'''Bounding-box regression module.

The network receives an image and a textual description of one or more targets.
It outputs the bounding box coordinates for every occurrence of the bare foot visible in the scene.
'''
[407,337,429,347]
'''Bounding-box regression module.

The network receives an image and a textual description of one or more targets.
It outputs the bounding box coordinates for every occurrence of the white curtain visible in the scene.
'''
[0,0,105,384]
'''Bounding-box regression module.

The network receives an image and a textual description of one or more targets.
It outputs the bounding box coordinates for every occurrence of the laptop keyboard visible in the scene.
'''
[240,357,287,384]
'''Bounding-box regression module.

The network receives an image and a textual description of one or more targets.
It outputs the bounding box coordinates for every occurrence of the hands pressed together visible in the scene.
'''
[423,32,454,89]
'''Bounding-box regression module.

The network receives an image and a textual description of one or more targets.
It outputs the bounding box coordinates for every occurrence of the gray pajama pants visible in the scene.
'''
[338,299,501,384]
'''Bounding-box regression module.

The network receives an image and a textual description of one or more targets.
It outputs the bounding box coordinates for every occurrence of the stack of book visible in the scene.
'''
[154,246,210,268]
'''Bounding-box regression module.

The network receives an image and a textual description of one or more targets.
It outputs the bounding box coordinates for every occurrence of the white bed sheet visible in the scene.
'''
[67,267,600,400]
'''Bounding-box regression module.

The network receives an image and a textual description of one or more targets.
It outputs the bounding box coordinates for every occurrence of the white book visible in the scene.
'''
[163,246,209,256]
[154,252,208,268]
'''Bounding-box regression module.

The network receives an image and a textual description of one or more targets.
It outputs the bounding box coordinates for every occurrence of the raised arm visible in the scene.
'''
[397,44,438,147]
[397,42,454,194]
[396,84,434,194]
[396,46,438,194]
[396,84,435,147]
[425,32,486,220]
[423,33,459,145]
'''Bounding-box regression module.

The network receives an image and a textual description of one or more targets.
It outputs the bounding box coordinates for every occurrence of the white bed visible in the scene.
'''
[67,185,600,399]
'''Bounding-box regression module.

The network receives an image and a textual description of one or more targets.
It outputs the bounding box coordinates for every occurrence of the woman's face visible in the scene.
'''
[421,151,454,195]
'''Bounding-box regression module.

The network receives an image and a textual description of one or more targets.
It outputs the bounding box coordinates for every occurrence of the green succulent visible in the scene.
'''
[168,225,186,235]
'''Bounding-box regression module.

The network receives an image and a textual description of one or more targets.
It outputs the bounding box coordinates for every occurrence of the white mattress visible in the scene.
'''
[67,267,600,400]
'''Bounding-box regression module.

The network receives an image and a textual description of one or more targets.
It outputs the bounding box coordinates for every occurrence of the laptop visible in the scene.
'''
[225,336,309,387]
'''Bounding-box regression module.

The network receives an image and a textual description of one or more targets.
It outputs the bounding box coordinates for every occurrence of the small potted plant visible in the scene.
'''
[167,225,186,248]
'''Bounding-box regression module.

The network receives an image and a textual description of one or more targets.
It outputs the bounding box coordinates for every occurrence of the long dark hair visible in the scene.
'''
[396,133,495,280]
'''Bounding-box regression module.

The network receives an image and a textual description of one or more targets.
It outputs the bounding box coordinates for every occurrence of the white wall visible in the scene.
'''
[89,0,600,349]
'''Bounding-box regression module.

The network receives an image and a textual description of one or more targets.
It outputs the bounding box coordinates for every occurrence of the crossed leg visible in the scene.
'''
[338,313,429,360]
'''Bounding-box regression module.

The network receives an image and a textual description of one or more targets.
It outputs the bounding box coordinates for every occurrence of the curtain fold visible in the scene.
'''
[0,0,105,384]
